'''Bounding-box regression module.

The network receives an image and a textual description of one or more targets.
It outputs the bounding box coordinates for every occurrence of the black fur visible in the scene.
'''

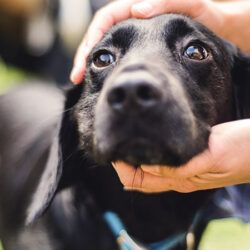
[0,14,250,250]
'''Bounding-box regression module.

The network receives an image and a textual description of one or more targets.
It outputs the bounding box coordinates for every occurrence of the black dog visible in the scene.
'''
[0,14,250,250]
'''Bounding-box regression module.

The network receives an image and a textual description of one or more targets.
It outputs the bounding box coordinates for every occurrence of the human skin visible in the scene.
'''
[70,0,250,193]
[113,120,250,193]
[70,0,250,84]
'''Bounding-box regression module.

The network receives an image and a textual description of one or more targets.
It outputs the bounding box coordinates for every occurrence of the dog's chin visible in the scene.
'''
[94,139,203,167]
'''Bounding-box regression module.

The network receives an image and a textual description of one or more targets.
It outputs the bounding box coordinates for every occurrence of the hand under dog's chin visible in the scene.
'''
[93,139,206,167]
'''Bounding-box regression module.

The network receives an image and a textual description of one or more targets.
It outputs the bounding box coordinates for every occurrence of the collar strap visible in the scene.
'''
[104,212,185,250]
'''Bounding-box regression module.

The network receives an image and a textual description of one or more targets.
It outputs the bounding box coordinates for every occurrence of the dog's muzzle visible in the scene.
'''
[93,63,209,166]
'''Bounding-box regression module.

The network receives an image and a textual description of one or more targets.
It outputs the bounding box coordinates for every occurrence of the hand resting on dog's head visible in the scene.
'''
[70,0,250,84]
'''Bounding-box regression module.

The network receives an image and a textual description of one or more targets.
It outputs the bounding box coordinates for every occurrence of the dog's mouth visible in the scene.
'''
[112,138,166,166]
[91,65,211,166]
[93,132,207,167]
[93,107,210,166]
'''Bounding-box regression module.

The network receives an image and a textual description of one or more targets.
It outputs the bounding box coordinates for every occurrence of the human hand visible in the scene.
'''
[70,0,233,84]
[112,120,250,193]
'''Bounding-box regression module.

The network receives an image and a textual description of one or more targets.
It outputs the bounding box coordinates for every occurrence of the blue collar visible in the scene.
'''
[104,212,186,250]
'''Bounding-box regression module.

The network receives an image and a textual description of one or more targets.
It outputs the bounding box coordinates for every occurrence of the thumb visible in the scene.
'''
[131,0,206,18]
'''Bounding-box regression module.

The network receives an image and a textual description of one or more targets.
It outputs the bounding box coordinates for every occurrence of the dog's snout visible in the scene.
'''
[107,80,162,111]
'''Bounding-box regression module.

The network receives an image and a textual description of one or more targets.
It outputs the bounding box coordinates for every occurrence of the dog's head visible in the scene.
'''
[9,14,250,227]
[74,14,238,166]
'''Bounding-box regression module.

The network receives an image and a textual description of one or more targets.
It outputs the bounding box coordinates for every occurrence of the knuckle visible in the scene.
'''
[94,8,106,20]
[177,182,198,193]
[197,0,208,11]
[189,0,206,15]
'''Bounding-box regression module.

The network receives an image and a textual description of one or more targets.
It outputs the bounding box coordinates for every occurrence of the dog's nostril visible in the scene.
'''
[136,85,159,102]
[107,81,161,111]
[107,87,126,108]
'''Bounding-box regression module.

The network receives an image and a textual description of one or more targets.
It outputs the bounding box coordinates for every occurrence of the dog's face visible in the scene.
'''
[74,14,235,166]
[1,14,250,240]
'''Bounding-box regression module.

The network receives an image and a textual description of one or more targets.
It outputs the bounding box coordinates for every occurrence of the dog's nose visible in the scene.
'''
[107,80,162,111]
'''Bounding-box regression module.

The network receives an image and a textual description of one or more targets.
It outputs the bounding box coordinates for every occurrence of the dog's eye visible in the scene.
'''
[93,51,115,68]
[184,45,208,60]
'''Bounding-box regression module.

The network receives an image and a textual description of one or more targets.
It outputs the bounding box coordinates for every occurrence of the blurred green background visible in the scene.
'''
[0,61,27,94]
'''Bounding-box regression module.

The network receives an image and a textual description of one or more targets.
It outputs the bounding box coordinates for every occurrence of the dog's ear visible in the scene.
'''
[228,43,250,118]
[25,84,83,225]
[0,84,82,228]
[24,131,63,225]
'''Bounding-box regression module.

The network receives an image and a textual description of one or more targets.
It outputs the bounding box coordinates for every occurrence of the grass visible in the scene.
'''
[0,63,250,249]
[199,219,250,250]
[0,60,28,94]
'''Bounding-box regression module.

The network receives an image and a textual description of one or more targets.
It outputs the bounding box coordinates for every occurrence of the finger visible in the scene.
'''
[112,161,140,187]
[189,176,231,190]
[124,175,202,193]
[131,0,206,18]
[70,44,91,84]
[86,0,142,46]
[112,162,174,192]
[112,162,162,189]
[70,0,142,84]
[141,149,214,178]
[112,162,215,193]
[123,186,164,193]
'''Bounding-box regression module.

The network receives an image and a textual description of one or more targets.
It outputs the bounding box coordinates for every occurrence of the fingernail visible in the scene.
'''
[70,68,78,84]
[132,2,153,16]
[70,66,85,84]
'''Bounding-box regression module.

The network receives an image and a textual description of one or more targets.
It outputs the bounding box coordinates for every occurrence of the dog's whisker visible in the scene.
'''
[48,107,75,123]
[132,167,138,189]
[37,107,74,125]
[139,166,144,189]
[63,147,79,164]
[87,163,103,170]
